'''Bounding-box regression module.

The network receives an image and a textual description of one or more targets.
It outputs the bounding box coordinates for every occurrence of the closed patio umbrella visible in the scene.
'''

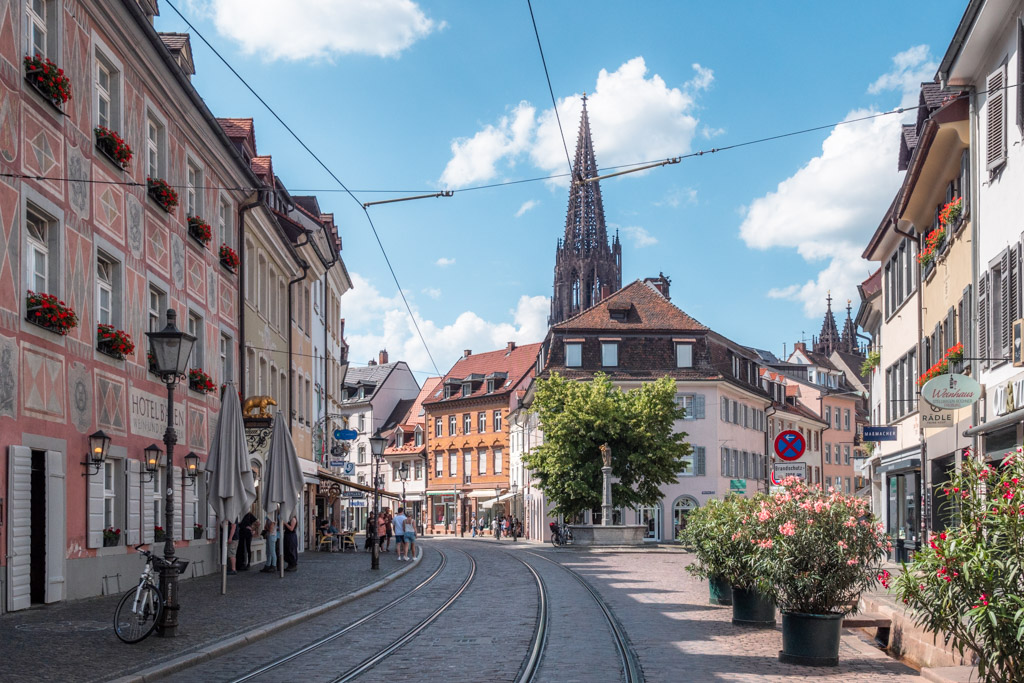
[205,382,255,594]
[263,413,303,577]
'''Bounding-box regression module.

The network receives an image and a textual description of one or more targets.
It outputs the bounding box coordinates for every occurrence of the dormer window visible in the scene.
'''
[486,379,495,393]
[608,301,630,322]
[395,429,404,448]
[675,342,693,368]
[565,341,582,367]
[461,384,471,397]
[414,427,423,447]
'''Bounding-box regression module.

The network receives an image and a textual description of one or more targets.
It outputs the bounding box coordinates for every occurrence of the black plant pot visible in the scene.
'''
[779,611,843,666]
[708,575,733,606]
[731,587,776,627]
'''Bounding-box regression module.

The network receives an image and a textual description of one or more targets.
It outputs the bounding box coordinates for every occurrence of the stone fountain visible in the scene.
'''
[568,443,646,547]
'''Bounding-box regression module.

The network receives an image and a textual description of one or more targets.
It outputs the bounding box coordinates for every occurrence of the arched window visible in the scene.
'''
[672,496,699,539]
[571,278,580,310]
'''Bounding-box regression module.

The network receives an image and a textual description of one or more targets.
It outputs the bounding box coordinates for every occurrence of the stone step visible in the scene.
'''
[858,594,974,670]
[920,666,978,683]
[842,613,891,629]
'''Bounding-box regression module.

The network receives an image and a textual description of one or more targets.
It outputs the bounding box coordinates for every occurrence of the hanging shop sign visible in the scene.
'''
[863,426,897,441]
[918,397,955,429]
[920,373,982,410]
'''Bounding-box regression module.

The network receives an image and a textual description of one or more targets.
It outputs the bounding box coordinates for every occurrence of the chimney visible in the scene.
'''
[464,349,472,358]
[794,342,807,354]
[368,358,377,366]
[506,341,517,354]
[379,349,389,365]
[644,272,671,300]
[600,284,611,301]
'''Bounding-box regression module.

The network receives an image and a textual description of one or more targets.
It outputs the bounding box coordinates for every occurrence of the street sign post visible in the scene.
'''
[729,479,746,493]
[335,429,359,441]
[771,462,807,485]
[774,430,806,461]
[329,459,345,468]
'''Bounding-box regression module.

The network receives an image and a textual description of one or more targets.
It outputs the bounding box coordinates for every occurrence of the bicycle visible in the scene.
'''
[549,521,574,547]
[114,545,186,643]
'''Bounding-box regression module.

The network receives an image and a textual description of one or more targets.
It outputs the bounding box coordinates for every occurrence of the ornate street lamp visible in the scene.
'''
[82,430,111,476]
[142,444,162,484]
[368,430,386,570]
[398,461,409,511]
[144,309,195,638]
[184,452,200,486]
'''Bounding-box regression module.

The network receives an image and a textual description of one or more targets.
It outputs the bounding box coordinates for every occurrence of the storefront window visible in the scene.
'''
[887,470,920,561]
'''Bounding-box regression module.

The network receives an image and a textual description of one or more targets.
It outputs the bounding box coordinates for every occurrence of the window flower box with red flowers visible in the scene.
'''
[219,243,239,272]
[154,526,165,542]
[94,126,133,170]
[147,177,178,213]
[188,368,216,394]
[25,291,79,335]
[187,216,212,247]
[103,527,121,547]
[147,351,159,376]
[96,324,135,360]
[939,197,963,229]
[23,54,71,110]
[917,342,965,387]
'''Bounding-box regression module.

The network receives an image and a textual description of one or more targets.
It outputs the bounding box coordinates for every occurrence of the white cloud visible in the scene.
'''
[422,287,441,299]
[621,225,658,248]
[435,257,456,267]
[701,125,725,139]
[341,273,549,375]
[738,46,936,316]
[198,0,438,61]
[655,186,697,208]
[441,57,703,189]
[685,63,715,91]
[515,199,540,218]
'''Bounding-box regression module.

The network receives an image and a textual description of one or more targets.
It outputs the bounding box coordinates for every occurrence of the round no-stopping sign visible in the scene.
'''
[774,430,806,461]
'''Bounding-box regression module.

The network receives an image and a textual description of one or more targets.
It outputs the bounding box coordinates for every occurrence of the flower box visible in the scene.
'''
[94,126,132,170]
[25,291,78,335]
[23,54,71,110]
[103,527,121,547]
[939,197,963,228]
[187,216,212,247]
[154,527,165,542]
[147,177,178,213]
[97,324,135,360]
[193,525,204,540]
[219,243,239,271]
[188,368,216,394]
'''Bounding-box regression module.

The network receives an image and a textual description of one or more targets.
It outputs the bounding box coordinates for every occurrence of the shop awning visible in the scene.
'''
[480,492,515,508]
[317,470,400,501]
[962,407,1024,438]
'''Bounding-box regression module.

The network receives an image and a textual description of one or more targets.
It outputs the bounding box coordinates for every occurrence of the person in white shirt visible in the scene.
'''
[393,508,408,561]
[403,512,417,560]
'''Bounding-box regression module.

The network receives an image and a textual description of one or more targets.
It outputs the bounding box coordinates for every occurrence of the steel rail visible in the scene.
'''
[507,553,548,683]
[525,551,644,683]
[228,547,444,683]
[330,546,477,682]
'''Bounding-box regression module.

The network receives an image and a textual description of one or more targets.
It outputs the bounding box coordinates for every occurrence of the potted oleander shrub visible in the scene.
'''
[752,478,891,666]
[892,449,1024,683]
[188,368,216,394]
[680,497,750,607]
[727,495,778,627]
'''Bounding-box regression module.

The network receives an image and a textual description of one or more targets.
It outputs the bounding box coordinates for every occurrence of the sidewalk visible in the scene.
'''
[0,544,417,683]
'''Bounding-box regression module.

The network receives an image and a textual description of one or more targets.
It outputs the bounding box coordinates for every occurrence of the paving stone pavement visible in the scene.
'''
[532,548,923,682]
[0,543,412,683]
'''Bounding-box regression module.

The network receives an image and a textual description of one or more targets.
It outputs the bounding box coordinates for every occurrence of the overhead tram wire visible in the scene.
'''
[527,0,573,178]
[163,0,442,378]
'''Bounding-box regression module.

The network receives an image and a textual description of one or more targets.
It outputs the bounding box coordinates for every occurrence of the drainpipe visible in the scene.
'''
[968,86,980,474]
[237,190,263,399]
[287,230,312,431]
[764,403,777,494]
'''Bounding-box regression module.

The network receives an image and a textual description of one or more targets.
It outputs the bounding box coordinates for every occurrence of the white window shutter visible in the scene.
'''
[7,446,33,611]
[979,273,989,369]
[143,477,155,544]
[172,467,184,540]
[1002,250,1012,354]
[694,394,705,419]
[127,460,141,545]
[87,459,104,549]
[696,447,706,476]
[184,476,196,540]
[45,451,65,604]
[987,65,1007,172]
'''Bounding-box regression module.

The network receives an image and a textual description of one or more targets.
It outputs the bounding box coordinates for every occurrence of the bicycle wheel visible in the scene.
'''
[565,528,574,545]
[550,531,560,548]
[114,583,163,644]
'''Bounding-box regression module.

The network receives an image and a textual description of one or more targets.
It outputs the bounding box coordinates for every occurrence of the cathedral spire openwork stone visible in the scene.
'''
[549,95,622,326]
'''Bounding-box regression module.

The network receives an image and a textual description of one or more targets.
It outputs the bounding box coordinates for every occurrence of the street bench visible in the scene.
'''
[842,613,892,647]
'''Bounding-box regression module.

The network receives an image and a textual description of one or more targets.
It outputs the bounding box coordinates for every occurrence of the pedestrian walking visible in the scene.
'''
[403,512,417,561]
[384,508,394,552]
[365,513,376,551]
[502,516,509,539]
[377,510,388,551]
[262,518,278,572]
[226,519,239,575]
[511,515,519,542]
[393,507,408,561]
[471,515,478,537]
[493,517,501,540]
[238,511,256,570]
[283,515,298,572]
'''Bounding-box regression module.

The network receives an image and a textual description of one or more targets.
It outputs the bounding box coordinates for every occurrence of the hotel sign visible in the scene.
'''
[920,373,982,410]
[129,386,186,440]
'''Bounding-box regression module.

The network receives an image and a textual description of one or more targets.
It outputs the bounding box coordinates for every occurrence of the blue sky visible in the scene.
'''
[162,1,967,379]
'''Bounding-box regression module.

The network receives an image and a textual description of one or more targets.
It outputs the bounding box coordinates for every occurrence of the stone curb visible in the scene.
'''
[920,666,978,683]
[453,536,690,553]
[109,549,423,683]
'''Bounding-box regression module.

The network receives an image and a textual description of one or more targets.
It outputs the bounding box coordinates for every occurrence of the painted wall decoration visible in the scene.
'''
[22,345,65,420]
[171,233,185,290]
[95,372,126,435]
[0,177,18,317]
[0,332,17,419]
[67,143,89,218]
[126,194,143,259]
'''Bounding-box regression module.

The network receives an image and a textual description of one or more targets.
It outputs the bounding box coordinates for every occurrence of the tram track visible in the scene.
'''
[227,545,476,683]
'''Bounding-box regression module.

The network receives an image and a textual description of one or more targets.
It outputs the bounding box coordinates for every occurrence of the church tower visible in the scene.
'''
[812,292,843,356]
[840,299,861,355]
[549,96,622,326]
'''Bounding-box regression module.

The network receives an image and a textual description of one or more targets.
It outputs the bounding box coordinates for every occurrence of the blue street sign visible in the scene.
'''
[863,426,898,441]
[329,460,345,468]
[336,429,358,441]
[343,462,355,476]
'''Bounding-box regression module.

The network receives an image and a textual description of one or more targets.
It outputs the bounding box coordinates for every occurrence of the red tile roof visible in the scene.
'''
[251,155,272,180]
[860,268,882,298]
[553,280,707,332]
[217,117,254,138]
[423,343,542,407]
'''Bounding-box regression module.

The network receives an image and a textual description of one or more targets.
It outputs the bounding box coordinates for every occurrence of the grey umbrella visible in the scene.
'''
[263,413,304,577]
[205,382,256,594]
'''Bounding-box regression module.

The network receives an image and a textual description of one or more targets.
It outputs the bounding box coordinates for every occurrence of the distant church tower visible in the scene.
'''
[812,292,843,356]
[549,95,622,326]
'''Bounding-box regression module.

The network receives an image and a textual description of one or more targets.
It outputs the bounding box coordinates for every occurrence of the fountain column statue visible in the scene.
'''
[600,443,613,526]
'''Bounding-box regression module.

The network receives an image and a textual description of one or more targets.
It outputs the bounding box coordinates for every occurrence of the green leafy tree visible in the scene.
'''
[525,372,691,518]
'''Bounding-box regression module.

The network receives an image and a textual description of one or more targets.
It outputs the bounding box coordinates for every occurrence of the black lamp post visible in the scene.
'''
[368,430,386,570]
[510,481,519,541]
[398,461,409,511]
[144,309,195,638]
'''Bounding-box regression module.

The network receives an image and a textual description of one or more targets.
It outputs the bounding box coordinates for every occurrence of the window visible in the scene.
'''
[493,410,502,433]
[415,459,423,480]
[435,454,442,477]
[844,445,851,465]
[186,161,202,217]
[152,467,163,532]
[463,413,471,434]
[493,449,503,474]
[601,342,618,367]
[721,447,729,477]
[220,333,232,383]
[257,254,267,314]
[825,443,831,464]
[462,451,472,483]
[676,343,693,368]
[834,410,840,430]
[824,406,831,426]
[676,393,705,419]
[843,409,850,431]
[478,450,486,475]
[103,460,116,529]
[478,412,486,433]
[26,0,57,60]
[146,112,166,179]
[565,342,582,367]
[148,284,166,332]
[884,238,917,318]
[218,198,232,248]
[25,203,61,296]
[95,58,112,129]
[449,415,457,435]
[986,64,1007,172]
[358,413,365,432]
[94,254,115,327]
[187,311,203,372]
[449,452,457,477]
[434,417,443,438]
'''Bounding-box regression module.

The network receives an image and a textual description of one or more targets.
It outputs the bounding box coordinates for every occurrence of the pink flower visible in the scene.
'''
[778,520,796,536]
[837,540,847,549]
[846,558,859,566]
